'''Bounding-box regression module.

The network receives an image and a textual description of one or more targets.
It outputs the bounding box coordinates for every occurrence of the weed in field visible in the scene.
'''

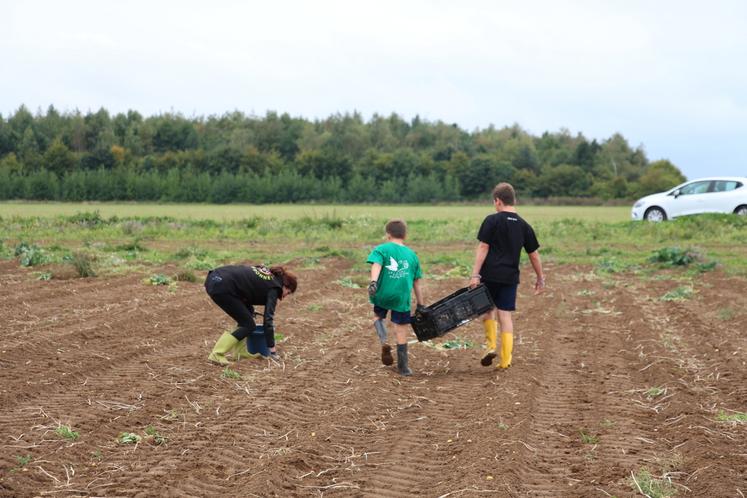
[649,247,699,266]
[55,425,79,441]
[174,270,197,282]
[36,271,53,281]
[222,367,242,380]
[117,432,142,444]
[70,251,96,277]
[121,220,145,235]
[15,455,32,467]
[579,430,599,444]
[66,210,103,227]
[629,468,677,498]
[576,289,595,297]
[144,426,168,445]
[161,409,180,422]
[715,410,747,423]
[661,286,694,301]
[497,422,509,430]
[439,337,475,350]
[336,277,361,289]
[716,307,735,321]
[596,257,637,274]
[660,333,681,353]
[148,274,172,286]
[645,387,666,399]
[307,303,323,312]
[185,256,217,270]
[600,419,615,428]
[117,239,147,252]
[91,450,103,461]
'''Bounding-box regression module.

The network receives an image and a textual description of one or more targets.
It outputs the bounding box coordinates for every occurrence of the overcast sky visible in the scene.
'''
[2,0,746,179]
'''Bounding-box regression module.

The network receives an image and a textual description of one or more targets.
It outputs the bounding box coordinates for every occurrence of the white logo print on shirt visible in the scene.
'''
[386,257,409,279]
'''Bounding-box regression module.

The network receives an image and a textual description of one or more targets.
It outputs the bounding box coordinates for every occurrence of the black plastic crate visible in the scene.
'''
[411,284,495,341]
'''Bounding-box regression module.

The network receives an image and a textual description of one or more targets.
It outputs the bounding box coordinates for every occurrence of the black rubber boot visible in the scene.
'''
[381,344,394,366]
[397,344,412,376]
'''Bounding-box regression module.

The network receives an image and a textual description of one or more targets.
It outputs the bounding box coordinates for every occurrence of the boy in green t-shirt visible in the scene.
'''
[367,219,424,376]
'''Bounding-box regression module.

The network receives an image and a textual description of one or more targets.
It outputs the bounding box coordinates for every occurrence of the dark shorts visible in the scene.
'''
[373,305,411,325]
[483,282,518,311]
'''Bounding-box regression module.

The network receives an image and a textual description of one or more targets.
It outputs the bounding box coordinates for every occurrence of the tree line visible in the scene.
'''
[0,105,686,203]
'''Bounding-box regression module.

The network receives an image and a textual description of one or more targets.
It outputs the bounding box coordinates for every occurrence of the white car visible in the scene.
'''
[631,176,747,221]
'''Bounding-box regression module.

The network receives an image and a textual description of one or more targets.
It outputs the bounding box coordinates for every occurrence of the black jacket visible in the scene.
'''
[205,265,283,335]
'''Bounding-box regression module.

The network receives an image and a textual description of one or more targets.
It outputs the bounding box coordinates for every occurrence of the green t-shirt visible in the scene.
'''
[366,241,422,312]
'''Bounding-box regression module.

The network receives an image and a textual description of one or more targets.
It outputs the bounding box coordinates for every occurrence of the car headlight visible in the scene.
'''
[634,200,644,208]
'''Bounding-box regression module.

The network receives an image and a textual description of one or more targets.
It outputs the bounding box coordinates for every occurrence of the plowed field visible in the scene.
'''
[1,259,745,497]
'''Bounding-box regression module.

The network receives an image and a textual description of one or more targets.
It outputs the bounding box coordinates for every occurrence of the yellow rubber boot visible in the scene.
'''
[498,332,513,369]
[208,332,239,366]
[480,319,498,366]
[233,338,261,362]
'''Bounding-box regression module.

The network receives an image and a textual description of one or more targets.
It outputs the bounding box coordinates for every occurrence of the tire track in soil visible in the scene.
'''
[507,272,667,496]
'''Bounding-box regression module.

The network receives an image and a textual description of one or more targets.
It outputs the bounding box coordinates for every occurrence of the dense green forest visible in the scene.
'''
[0,105,686,203]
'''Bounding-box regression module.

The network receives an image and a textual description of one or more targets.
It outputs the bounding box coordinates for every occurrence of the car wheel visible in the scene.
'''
[644,207,667,222]
[735,205,747,216]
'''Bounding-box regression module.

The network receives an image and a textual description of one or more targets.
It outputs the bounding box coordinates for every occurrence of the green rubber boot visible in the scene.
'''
[233,338,261,362]
[208,332,239,366]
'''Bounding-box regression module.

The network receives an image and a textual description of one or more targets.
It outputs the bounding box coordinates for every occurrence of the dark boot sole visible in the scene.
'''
[381,345,394,366]
[481,352,497,367]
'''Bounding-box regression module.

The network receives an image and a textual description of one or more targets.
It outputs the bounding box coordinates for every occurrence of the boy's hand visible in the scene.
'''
[368,280,378,298]
[534,276,546,294]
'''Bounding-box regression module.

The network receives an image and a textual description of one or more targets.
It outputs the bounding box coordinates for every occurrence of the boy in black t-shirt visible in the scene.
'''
[469,183,545,369]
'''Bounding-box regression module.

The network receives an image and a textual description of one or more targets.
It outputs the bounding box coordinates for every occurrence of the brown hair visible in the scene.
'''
[385,219,407,239]
[269,266,298,296]
[492,182,516,206]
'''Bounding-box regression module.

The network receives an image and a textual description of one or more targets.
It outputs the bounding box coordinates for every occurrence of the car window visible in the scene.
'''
[679,181,711,195]
[713,181,741,192]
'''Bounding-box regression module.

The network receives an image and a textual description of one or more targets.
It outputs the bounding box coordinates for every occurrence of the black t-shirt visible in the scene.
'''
[476,211,540,284]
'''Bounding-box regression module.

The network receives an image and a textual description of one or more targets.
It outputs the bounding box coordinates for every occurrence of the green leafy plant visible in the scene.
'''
[37,271,53,281]
[307,303,323,312]
[55,425,79,441]
[440,338,475,350]
[144,425,168,445]
[649,247,699,266]
[148,274,172,286]
[580,430,599,444]
[716,410,747,423]
[117,432,142,444]
[645,387,666,399]
[661,286,694,301]
[221,367,242,380]
[15,242,47,267]
[16,454,32,467]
